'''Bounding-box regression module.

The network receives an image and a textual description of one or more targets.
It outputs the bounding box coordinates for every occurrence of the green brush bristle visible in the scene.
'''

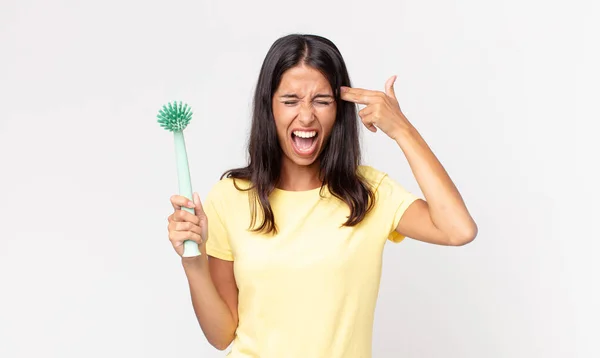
[157,101,193,132]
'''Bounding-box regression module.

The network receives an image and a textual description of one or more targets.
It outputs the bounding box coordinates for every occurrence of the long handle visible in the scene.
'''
[174,130,201,257]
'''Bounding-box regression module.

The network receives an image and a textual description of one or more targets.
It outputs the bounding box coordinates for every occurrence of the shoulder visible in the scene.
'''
[205,176,252,204]
[357,165,389,190]
[357,165,415,200]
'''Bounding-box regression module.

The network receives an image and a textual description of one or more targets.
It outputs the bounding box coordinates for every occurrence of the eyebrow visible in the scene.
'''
[279,93,334,100]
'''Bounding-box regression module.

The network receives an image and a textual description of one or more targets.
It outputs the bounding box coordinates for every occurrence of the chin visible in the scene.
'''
[289,155,319,167]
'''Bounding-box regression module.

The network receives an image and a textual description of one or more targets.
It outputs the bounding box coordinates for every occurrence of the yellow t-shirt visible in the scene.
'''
[204,165,418,358]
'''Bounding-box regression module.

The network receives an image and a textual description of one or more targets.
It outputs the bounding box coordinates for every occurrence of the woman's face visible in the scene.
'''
[272,65,337,167]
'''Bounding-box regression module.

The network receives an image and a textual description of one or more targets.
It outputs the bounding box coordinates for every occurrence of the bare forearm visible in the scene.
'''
[395,125,477,243]
[182,257,236,350]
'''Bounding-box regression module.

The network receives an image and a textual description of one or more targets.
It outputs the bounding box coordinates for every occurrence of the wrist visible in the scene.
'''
[182,255,209,275]
[393,123,419,145]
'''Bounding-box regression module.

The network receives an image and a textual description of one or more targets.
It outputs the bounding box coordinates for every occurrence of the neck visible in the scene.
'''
[278,158,322,191]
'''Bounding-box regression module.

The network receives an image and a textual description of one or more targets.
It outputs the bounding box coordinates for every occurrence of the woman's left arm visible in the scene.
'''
[341,76,477,246]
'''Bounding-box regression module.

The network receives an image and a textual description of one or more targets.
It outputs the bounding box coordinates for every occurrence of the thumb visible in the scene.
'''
[193,192,206,217]
[385,75,397,99]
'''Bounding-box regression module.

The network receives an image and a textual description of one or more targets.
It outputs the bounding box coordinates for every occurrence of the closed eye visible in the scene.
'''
[282,101,332,106]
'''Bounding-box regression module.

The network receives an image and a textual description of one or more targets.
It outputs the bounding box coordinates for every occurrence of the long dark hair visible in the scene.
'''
[223,34,375,234]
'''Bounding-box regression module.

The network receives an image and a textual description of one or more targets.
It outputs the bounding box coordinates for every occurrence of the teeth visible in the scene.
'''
[293,130,317,138]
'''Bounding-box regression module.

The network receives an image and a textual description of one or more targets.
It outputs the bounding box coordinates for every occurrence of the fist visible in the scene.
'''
[167,192,208,258]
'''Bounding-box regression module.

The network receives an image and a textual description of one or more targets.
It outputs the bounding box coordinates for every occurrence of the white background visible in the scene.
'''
[1,0,598,357]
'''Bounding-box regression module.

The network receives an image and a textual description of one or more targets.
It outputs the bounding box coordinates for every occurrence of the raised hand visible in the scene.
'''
[340,75,412,140]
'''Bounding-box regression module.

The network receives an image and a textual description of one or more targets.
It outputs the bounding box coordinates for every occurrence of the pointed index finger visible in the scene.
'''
[340,87,379,105]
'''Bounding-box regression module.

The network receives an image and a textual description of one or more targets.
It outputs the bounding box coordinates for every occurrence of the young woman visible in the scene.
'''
[167,34,477,357]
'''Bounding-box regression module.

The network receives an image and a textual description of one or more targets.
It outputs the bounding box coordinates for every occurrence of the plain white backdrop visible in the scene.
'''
[1,0,598,357]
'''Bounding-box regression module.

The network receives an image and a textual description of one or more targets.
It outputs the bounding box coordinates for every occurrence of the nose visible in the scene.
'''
[297,101,316,126]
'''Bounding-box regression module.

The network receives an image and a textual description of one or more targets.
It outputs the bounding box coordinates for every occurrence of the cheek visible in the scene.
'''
[272,105,294,136]
[318,106,337,135]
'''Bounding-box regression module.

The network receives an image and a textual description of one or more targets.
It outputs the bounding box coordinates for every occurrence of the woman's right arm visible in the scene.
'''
[169,193,239,350]
[182,256,238,350]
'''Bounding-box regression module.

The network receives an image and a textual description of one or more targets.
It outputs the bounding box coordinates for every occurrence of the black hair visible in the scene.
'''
[223,34,374,234]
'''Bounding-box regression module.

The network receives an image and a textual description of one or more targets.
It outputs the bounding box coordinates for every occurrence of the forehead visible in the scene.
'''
[276,65,332,94]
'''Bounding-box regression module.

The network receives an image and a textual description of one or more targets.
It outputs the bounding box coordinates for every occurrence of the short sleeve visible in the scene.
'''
[203,182,234,261]
[375,173,420,243]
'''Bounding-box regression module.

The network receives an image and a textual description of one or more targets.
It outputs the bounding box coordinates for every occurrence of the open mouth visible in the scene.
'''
[291,130,319,155]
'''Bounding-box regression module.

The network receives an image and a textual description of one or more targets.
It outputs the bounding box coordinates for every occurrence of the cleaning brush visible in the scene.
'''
[157,101,201,257]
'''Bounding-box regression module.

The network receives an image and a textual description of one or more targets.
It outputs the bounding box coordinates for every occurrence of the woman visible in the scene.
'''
[167,34,477,357]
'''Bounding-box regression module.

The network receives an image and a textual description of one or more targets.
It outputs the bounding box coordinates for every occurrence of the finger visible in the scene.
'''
[171,195,196,211]
[193,192,207,218]
[360,113,378,133]
[169,230,203,245]
[358,107,374,118]
[174,209,201,224]
[340,86,381,96]
[365,123,378,133]
[340,91,379,105]
[385,75,397,99]
[172,221,203,236]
